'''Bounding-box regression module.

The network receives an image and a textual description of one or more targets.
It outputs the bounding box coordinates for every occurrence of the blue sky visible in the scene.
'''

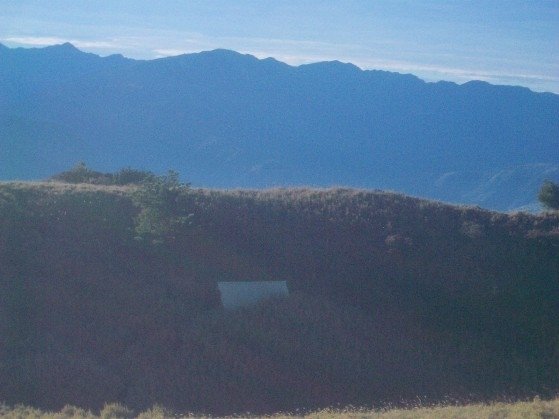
[1,0,558,92]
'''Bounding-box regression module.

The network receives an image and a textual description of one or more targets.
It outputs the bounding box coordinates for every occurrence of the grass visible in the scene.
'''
[0,180,135,194]
[298,398,559,419]
[1,397,558,418]
[1,181,558,415]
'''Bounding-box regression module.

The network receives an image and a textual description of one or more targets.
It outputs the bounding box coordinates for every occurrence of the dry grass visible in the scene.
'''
[1,398,558,418]
[0,180,135,194]
[292,398,559,419]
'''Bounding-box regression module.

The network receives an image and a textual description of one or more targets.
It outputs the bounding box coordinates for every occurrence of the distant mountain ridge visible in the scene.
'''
[1,43,558,211]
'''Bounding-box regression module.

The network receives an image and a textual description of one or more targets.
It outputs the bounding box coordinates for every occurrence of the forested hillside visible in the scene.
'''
[1,181,558,415]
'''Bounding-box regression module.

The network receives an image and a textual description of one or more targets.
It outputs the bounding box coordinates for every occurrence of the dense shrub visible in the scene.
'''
[131,170,192,244]
[538,180,559,210]
[0,183,557,415]
[112,167,155,185]
[50,162,110,184]
[50,163,155,186]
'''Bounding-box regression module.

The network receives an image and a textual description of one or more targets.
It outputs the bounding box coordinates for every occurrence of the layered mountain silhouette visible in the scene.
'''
[1,43,558,210]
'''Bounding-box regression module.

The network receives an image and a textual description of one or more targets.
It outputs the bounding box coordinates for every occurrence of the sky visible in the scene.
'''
[1,0,558,93]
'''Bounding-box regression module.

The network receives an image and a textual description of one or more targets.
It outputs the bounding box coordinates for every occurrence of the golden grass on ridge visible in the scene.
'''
[1,398,558,418]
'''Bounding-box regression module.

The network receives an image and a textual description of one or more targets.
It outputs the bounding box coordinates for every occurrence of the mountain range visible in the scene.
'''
[1,43,558,211]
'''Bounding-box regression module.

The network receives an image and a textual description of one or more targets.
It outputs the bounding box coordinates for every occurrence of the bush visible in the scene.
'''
[132,170,192,244]
[50,164,155,186]
[136,405,176,419]
[538,180,559,210]
[112,167,155,185]
[50,162,109,184]
[99,403,135,419]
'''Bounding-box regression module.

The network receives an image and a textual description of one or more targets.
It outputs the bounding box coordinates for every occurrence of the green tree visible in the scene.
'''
[132,170,192,244]
[538,180,559,210]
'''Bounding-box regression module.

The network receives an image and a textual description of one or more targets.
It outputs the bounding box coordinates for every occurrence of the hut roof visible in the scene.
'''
[218,281,288,309]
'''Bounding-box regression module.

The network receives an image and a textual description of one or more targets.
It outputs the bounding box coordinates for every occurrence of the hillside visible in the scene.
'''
[0,181,558,415]
[1,44,558,211]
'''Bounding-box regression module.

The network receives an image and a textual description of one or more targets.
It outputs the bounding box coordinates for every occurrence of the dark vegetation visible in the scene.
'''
[0,178,558,415]
[50,162,155,186]
[539,180,559,210]
[130,169,192,244]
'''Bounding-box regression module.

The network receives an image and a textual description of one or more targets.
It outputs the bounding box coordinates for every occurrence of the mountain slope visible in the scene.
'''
[1,44,558,210]
[0,182,558,414]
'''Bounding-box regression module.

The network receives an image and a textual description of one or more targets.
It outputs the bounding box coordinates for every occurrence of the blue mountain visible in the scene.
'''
[1,43,558,210]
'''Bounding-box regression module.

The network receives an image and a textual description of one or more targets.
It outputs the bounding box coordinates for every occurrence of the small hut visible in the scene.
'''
[217,281,288,309]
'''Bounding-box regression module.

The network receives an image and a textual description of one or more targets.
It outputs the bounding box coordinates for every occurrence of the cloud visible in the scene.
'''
[3,36,66,46]
[357,58,559,85]
[152,48,188,57]
[3,36,117,49]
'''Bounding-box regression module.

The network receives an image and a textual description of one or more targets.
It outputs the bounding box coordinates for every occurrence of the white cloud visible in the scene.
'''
[357,58,559,84]
[152,48,191,57]
[4,36,118,50]
[4,36,68,46]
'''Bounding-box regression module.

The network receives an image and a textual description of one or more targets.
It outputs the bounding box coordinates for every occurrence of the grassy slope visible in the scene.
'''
[0,182,558,415]
[300,397,559,419]
[1,397,558,418]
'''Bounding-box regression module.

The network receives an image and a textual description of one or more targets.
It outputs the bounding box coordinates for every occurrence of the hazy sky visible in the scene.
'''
[1,0,558,92]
